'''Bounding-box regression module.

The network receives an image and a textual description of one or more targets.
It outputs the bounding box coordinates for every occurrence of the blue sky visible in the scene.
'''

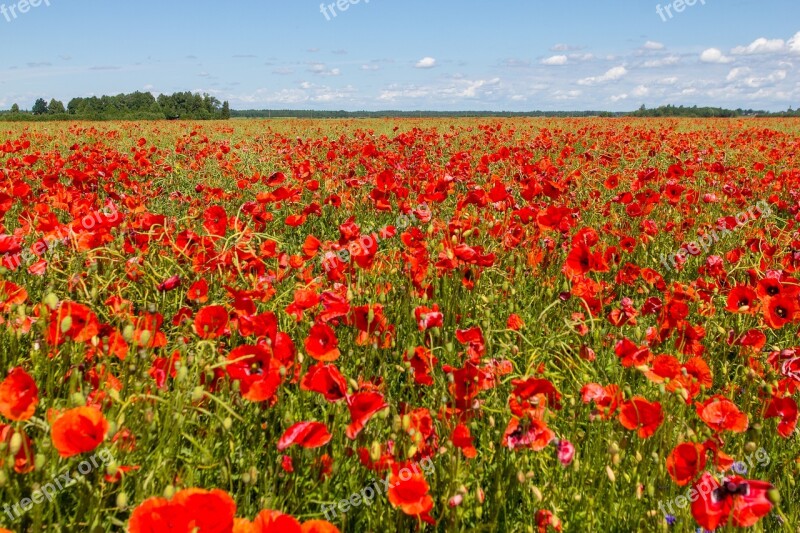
[1,0,799,111]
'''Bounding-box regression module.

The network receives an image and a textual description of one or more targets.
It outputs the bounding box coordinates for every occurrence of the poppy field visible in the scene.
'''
[1,118,800,532]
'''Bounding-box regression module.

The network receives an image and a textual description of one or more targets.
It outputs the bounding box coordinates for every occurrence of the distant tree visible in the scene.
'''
[10,103,19,114]
[32,98,48,115]
[221,101,231,120]
[48,99,66,114]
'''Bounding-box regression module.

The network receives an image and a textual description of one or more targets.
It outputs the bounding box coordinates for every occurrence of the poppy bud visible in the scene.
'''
[44,293,59,310]
[163,485,175,499]
[122,324,135,342]
[223,417,233,430]
[767,488,780,505]
[0,470,6,487]
[71,392,86,406]
[60,316,73,334]
[9,432,22,455]
[138,330,151,346]
[606,465,616,483]
[35,453,46,470]
[744,442,757,454]
[369,441,382,461]
[116,492,129,509]
[191,386,204,402]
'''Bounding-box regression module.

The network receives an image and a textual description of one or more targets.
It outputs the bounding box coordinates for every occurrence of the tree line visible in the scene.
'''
[1,91,231,121]
[2,97,799,121]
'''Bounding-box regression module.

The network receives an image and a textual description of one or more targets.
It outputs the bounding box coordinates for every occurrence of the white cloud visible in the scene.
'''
[700,48,733,64]
[610,94,628,103]
[578,66,628,86]
[361,64,379,71]
[541,55,568,66]
[308,63,340,76]
[415,57,437,69]
[726,67,750,82]
[643,55,680,68]
[632,85,649,97]
[643,41,665,51]
[789,32,800,54]
[731,38,785,55]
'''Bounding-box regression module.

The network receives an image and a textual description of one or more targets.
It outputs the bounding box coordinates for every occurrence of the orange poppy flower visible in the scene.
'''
[300,520,340,533]
[128,497,192,533]
[0,367,38,421]
[173,488,237,532]
[696,396,749,433]
[387,462,435,524]
[50,406,109,457]
[250,510,302,532]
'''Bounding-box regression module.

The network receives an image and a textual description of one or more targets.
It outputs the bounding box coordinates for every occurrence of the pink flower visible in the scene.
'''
[556,439,575,466]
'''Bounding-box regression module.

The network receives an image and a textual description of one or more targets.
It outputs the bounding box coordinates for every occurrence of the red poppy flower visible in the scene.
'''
[580,383,622,420]
[666,442,707,486]
[414,304,443,331]
[248,510,302,532]
[509,377,562,420]
[305,323,340,362]
[173,488,237,533]
[387,462,435,524]
[0,425,34,473]
[300,520,341,533]
[203,205,228,237]
[502,417,555,451]
[404,346,438,386]
[345,392,388,439]
[194,305,229,339]
[188,279,209,303]
[50,406,109,457]
[725,285,758,314]
[762,294,798,329]
[0,280,27,313]
[507,313,524,330]
[156,274,181,292]
[696,396,749,433]
[763,396,798,437]
[0,367,38,421]
[690,472,773,530]
[618,397,663,439]
[226,344,284,403]
[128,497,191,533]
[614,338,653,368]
[300,363,348,402]
[277,421,332,451]
[47,301,100,346]
[452,423,477,459]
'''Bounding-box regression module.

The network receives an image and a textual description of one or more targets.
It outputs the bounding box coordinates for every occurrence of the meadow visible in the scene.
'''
[0,117,799,532]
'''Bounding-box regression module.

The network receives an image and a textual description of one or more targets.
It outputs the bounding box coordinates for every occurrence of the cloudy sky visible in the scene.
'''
[1,0,799,111]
